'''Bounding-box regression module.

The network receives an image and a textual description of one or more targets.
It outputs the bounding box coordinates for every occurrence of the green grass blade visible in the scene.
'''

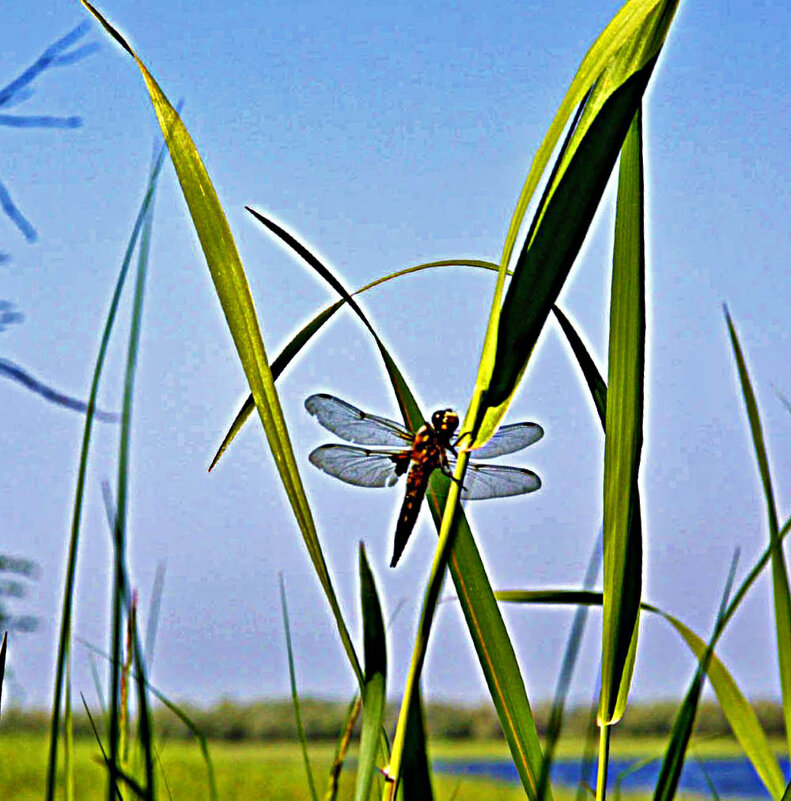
[475,0,679,442]
[401,684,434,801]
[107,163,155,801]
[496,589,786,798]
[79,0,364,689]
[209,258,501,471]
[600,109,645,726]
[325,695,362,801]
[45,140,166,801]
[356,545,387,801]
[241,213,546,801]
[652,553,739,801]
[208,300,343,472]
[280,574,319,801]
[725,308,791,754]
[65,655,75,801]
[539,534,602,801]
[0,631,6,717]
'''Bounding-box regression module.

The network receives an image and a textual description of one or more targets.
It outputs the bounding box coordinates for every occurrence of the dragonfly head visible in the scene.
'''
[431,409,459,442]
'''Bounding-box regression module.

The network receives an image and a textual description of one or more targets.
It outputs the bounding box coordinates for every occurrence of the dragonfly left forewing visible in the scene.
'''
[305,394,412,447]
[458,463,542,500]
[309,444,404,488]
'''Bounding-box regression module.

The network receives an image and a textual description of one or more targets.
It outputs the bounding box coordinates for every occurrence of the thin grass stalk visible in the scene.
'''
[81,694,124,801]
[596,726,611,801]
[725,308,791,754]
[325,696,361,801]
[65,655,74,801]
[45,144,166,801]
[0,632,6,717]
[280,574,319,801]
[108,183,155,801]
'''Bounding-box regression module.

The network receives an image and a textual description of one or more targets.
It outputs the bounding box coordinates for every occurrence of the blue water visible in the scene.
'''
[433,756,791,798]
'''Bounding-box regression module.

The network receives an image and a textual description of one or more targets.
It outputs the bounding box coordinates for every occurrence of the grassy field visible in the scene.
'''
[1,733,764,801]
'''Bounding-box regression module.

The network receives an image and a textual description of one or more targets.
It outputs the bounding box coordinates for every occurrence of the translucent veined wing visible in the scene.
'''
[309,444,408,488]
[466,422,544,459]
[449,458,542,500]
[305,394,413,446]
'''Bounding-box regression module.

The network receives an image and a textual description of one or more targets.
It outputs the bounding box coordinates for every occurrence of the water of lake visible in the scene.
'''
[433,756,791,798]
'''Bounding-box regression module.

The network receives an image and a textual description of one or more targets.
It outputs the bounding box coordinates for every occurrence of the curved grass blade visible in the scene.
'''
[652,551,739,801]
[496,589,786,798]
[725,308,791,756]
[46,139,167,801]
[600,108,645,727]
[242,213,547,801]
[209,258,501,471]
[476,0,679,444]
[78,0,364,689]
[356,545,387,801]
[280,574,319,801]
[208,300,343,471]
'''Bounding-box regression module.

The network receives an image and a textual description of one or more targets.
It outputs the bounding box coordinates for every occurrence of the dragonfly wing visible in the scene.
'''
[466,422,544,459]
[309,444,404,488]
[456,462,542,500]
[305,394,413,446]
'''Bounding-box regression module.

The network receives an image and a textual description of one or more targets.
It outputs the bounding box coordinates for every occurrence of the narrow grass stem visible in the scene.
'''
[595,724,611,801]
[384,445,472,799]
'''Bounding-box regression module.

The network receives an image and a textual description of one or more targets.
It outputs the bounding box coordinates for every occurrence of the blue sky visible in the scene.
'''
[1,0,790,712]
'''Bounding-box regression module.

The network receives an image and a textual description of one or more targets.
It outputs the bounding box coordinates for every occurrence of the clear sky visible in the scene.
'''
[1,0,790,713]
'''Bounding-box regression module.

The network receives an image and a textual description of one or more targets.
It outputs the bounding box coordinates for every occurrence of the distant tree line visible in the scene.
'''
[1,697,786,742]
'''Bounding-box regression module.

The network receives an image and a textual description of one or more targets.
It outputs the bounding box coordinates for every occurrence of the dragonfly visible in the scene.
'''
[305,393,543,567]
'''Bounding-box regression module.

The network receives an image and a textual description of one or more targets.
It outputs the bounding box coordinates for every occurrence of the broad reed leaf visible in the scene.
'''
[600,109,645,726]
[652,553,739,801]
[725,308,791,755]
[401,685,434,801]
[475,0,679,445]
[241,214,546,801]
[78,1,364,688]
[356,545,387,801]
[496,590,786,798]
[46,139,166,801]
[280,575,319,801]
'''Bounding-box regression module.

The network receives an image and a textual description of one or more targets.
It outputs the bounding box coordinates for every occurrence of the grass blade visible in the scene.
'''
[79,0,364,689]
[600,108,645,727]
[242,213,546,801]
[496,589,786,798]
[208,300,343,471]
[652,552,739,801]
[325,695,362,801]
[0,631,6,717]
[65,655,75,801]
[280,574,319,801]
[106,160,156,801]
[45,140,166,801]
[356,545,387,801]
[401,684,434,801]
[725,308,791,755]
[475,0,679,442]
